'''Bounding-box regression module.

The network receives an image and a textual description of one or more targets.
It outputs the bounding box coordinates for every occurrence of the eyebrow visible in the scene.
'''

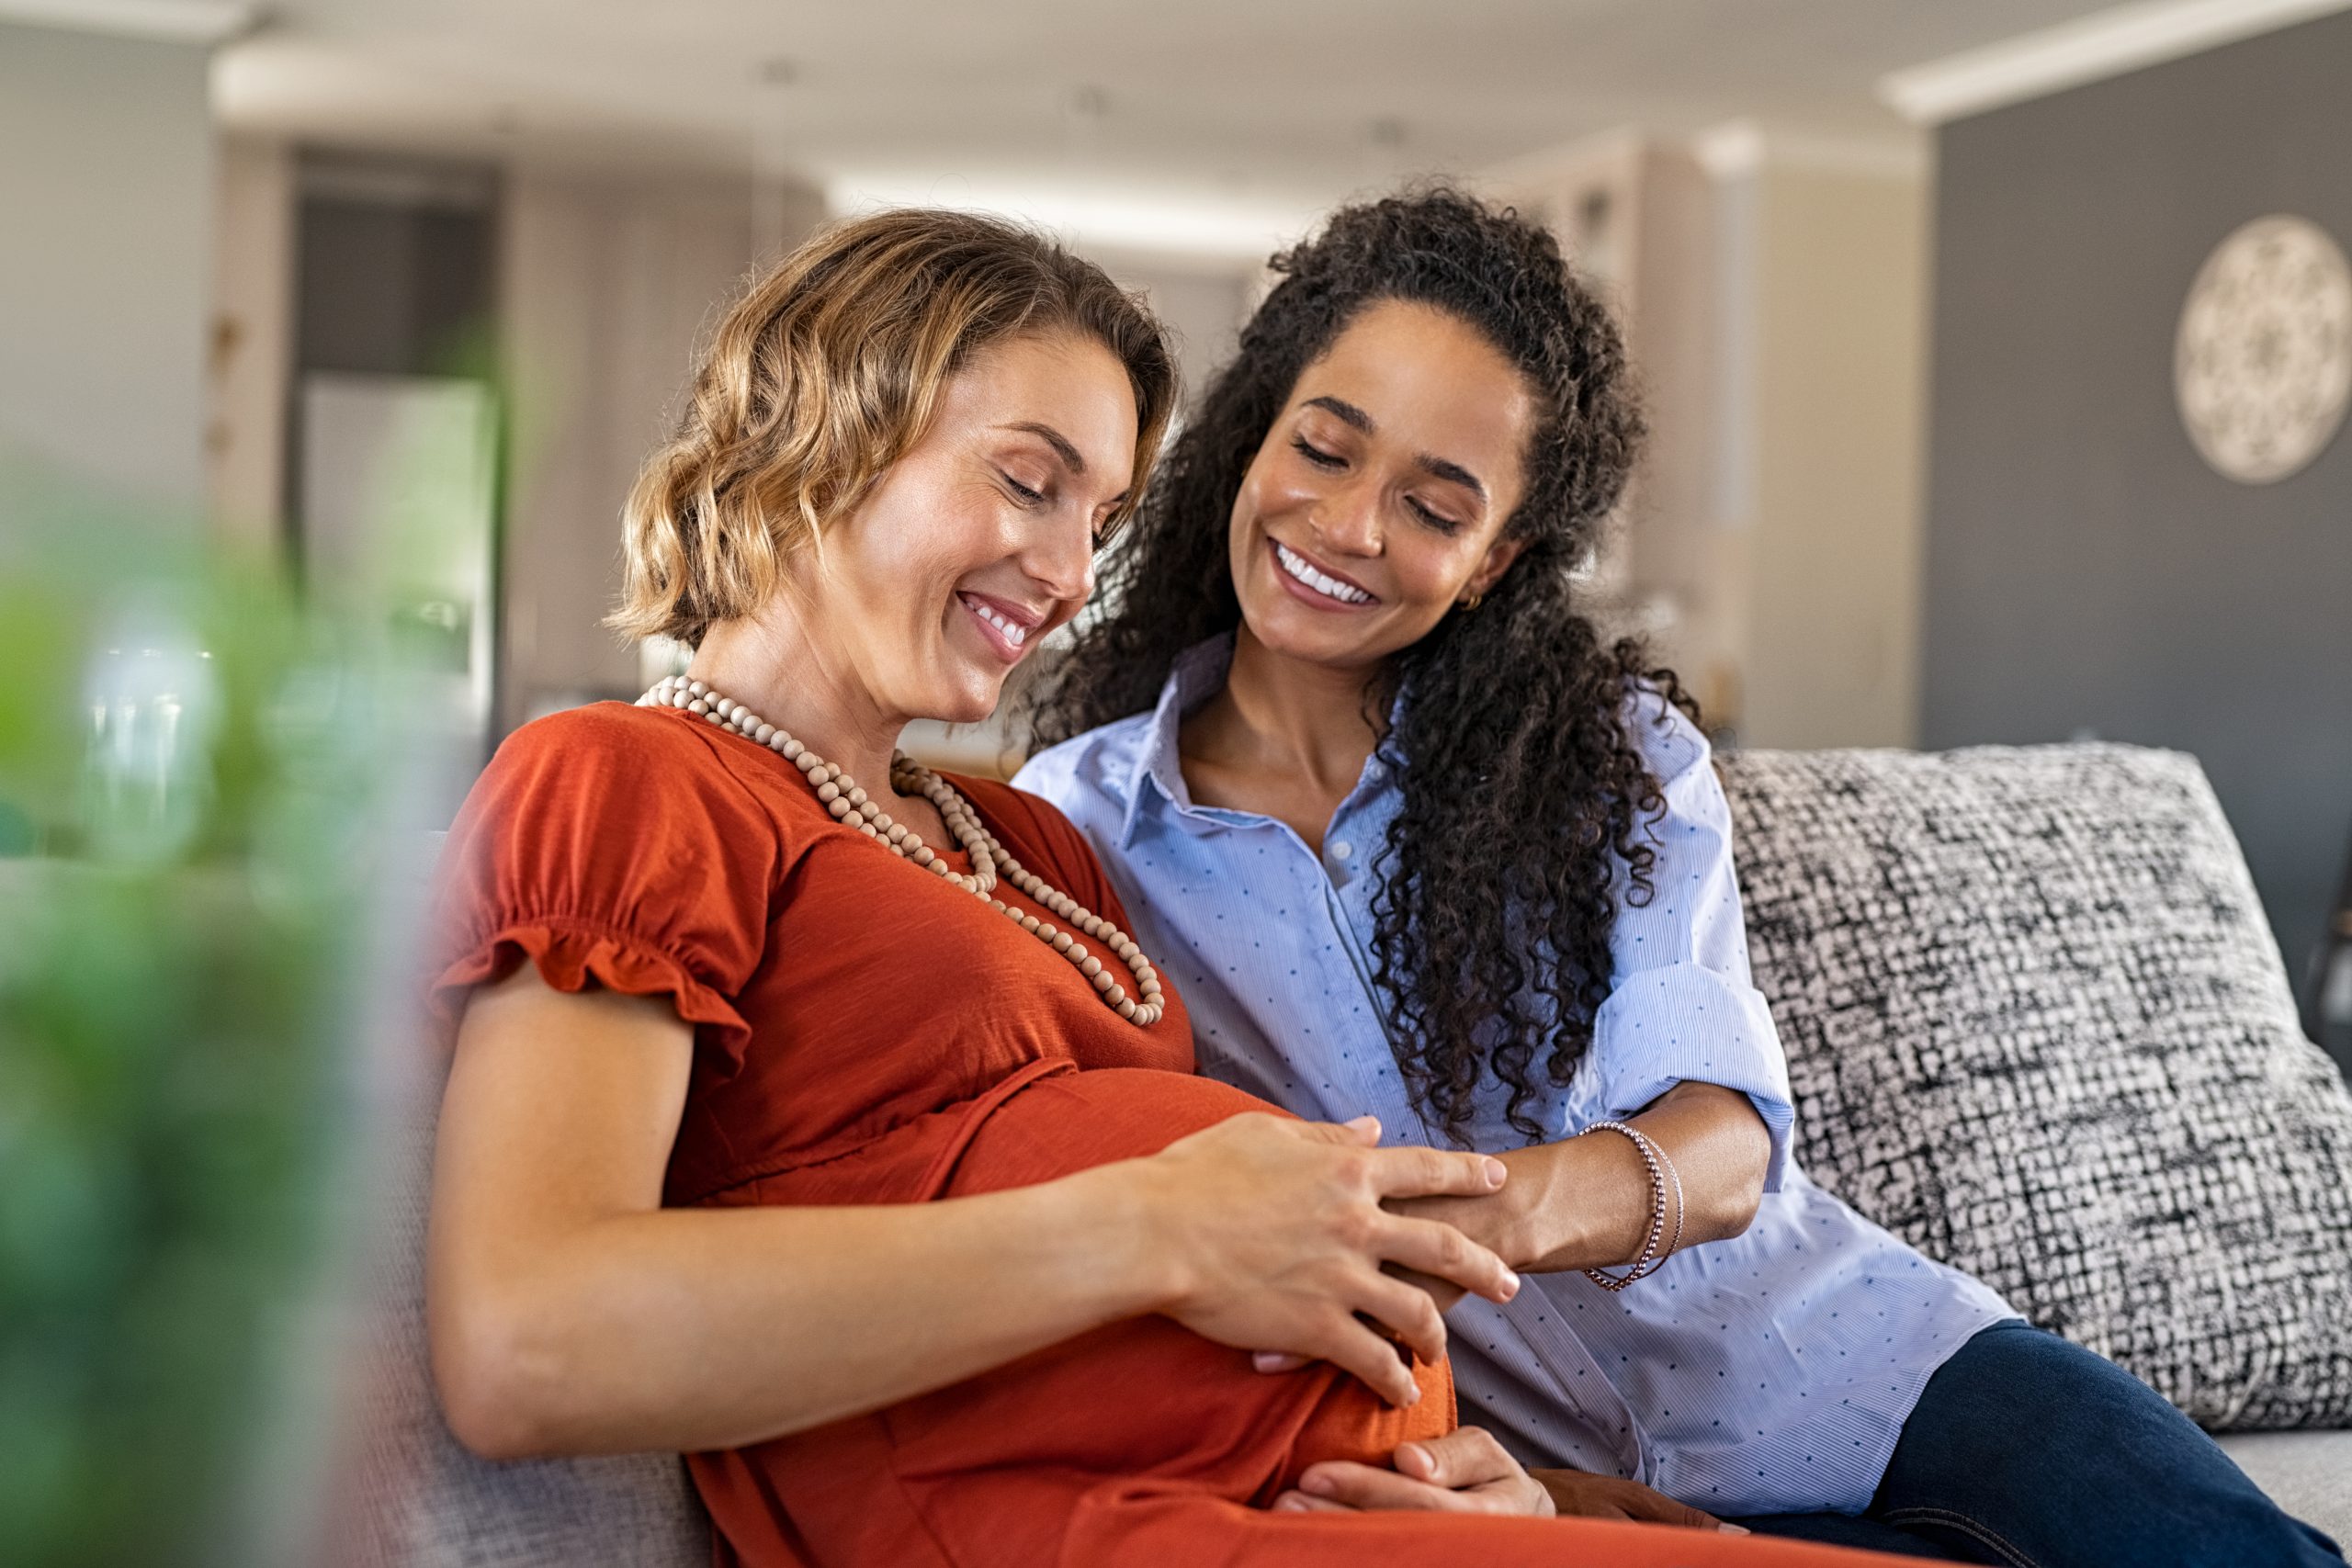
[1000,421,1087,476]
[1301,395,1487,503]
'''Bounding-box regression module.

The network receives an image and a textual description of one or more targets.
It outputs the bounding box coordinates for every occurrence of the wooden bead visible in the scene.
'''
[650,676,1161,1029]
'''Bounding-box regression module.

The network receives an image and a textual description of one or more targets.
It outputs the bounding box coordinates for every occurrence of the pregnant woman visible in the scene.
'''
[424,208,1902,1566]
[1016,187,2339,1566]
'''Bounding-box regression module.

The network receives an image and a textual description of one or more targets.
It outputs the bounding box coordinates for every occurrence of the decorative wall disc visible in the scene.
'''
[2174,215,2352,485]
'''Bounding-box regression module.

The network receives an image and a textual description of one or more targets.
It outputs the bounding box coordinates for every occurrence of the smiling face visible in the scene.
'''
[1227,298,1537,677]
[798,328,1138,727]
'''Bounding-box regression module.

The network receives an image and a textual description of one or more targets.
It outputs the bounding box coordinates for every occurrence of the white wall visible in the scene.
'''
[0,21,213,508]
[1096,255,1253,404]
[1738,153,1929,750]
[208,135,295,547]
[498,169,823,727]
[1483,129,1929,749]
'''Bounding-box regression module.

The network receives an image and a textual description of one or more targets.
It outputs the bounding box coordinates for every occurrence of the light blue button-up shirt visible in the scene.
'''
[1014,637,2015,1516]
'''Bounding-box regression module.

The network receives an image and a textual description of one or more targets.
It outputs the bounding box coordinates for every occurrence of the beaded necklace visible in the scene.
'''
[639,675,1163,1026]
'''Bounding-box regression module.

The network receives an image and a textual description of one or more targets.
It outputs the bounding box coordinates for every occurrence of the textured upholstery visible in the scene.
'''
[1721,743,2352,1430]
[333,1054,711,1568]
[2213,1431,2352,1540]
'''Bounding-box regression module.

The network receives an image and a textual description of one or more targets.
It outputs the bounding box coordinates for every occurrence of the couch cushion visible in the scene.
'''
[1719,743,2352,1430]
[2215,1431,2352,1543]
[334,1056,710,1568]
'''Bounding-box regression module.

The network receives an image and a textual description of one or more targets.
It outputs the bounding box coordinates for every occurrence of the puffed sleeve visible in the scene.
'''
[1568,687,1796,1190]
[424,704,778,1074]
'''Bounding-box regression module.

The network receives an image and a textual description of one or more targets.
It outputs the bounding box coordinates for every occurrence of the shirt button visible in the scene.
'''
[1329,840,1353,862]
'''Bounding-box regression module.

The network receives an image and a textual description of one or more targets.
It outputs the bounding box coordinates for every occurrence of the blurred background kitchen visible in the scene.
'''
[2,0,2349,1555]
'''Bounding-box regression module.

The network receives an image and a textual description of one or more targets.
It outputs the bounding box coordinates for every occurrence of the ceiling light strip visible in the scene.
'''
[0,0,259,43]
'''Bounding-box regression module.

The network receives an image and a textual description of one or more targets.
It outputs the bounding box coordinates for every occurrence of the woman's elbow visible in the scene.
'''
[1704,1178,1765,1242]
[1701,1111,1772,1241]
[430,1284,573,1461]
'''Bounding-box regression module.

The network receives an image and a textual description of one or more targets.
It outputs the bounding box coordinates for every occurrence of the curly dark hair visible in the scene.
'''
[1024,186,1699,1144]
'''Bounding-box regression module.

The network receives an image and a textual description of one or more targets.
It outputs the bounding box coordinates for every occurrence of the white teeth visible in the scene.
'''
[966,597,1029,646]
[1274,542,1374,604]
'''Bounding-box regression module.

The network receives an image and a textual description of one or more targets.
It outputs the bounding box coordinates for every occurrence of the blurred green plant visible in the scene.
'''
[0,455,399,1566]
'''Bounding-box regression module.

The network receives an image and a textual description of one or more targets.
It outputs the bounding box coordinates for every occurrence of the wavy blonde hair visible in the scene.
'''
[610,209,1176,648]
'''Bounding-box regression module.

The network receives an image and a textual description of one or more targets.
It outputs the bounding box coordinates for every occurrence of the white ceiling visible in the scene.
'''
[208,0,2137,254]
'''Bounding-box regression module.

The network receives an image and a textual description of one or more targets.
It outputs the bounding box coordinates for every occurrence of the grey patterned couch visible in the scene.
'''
[342,744,2351,1563]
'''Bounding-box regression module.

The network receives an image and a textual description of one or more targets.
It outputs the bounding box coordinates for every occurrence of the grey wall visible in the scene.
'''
[0,22,213,506]
[1922,10,2352,1056]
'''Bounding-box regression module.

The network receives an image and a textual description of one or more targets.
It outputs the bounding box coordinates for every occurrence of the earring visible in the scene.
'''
[1458,591,1485,612]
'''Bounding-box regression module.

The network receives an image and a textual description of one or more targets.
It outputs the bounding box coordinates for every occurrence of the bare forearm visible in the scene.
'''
[1503,1082,1770,1273]
[1390,1083,1770,1278]
[432,1161,1169,1458]
[434,974,1522,1459]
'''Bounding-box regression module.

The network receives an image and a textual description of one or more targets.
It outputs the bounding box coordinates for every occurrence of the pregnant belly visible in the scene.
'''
[893,1067,1452,1494]
[711,1066,1452,1568]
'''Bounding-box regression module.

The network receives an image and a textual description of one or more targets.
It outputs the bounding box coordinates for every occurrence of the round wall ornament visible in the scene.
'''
[2174,214,2352,485]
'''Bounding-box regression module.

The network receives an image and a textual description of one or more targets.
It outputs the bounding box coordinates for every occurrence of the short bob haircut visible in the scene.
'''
[611,209,1176,649]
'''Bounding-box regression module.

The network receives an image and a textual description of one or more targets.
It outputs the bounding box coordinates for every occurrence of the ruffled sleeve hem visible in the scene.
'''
[431,915,753,1073]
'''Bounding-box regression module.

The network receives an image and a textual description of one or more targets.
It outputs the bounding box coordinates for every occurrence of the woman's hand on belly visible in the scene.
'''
[1271,1427,1554,1517]
[1125,1111,1520,1408]
[1385,1083,1773,1277]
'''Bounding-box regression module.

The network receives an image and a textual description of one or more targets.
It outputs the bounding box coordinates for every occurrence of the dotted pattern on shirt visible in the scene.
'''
[1012,663,2017,1516]
[1722,741,2352,1429]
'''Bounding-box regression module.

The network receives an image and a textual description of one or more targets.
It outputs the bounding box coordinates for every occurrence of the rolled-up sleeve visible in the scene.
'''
[1574,691,1795,1190]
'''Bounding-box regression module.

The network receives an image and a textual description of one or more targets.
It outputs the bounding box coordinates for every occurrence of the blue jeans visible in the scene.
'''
[1736,1322,2343,1565]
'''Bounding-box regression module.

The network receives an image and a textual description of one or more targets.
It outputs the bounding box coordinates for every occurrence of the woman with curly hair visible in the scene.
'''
[1016,188,2338,1565]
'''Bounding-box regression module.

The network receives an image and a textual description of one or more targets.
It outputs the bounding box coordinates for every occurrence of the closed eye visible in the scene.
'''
[999,470,1047,506]
[1406,496,1461,534]
[1290,436,1344,470]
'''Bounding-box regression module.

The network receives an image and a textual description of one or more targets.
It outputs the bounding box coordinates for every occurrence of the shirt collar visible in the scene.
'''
[1118,634,1235,848]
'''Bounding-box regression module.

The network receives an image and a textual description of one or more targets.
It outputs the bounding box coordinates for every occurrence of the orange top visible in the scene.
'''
[429,703,1917,1568]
